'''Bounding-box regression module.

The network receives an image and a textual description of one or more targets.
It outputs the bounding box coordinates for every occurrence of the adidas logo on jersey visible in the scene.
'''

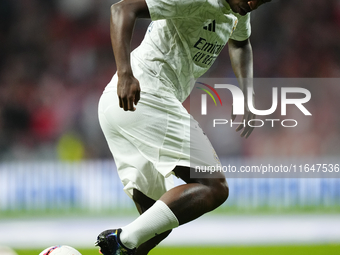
[203,20,216,32]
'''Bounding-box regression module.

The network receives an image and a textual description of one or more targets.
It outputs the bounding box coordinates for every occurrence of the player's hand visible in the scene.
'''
[231,93,256,139]
[117,73,141,111]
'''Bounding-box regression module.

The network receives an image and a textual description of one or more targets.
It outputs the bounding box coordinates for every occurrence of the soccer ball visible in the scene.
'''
[39,245,82,255]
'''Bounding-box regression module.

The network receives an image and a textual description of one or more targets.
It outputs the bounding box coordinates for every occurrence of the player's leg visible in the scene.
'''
[130,165,228,254]
[133,188,155,215]
[105,166,227,248]
[133,166,227,255]
[132,189,171,255]
[96,167,227,255]
[161,165,228,225]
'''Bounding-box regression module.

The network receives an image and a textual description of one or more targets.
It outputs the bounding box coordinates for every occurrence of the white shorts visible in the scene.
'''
[98,80,220,200]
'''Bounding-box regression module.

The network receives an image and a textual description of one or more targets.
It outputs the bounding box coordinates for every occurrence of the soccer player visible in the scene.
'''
[96,0,271,254]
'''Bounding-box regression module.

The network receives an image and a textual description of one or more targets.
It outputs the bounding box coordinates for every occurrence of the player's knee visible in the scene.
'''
[197,173,229,208]
[204,178,229,208]
[213,179,229,206]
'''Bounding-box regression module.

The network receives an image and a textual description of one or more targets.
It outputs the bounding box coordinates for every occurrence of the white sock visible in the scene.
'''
[119,200,179,249]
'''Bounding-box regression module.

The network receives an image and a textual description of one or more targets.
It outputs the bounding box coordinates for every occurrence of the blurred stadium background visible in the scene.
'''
[0,0,340,254]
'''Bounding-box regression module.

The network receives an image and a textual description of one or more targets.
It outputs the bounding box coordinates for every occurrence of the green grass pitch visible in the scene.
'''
[15,244,340,255]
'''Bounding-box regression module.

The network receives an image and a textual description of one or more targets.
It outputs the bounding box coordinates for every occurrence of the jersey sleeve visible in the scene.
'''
[230,13,251,41]
[145,0,206,20]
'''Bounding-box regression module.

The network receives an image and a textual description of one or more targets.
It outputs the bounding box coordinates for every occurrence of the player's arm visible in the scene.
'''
[228,38,255,138]
[110,0,150,111]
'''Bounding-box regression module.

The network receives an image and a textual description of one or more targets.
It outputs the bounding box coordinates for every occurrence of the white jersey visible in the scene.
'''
[130,0,251,102]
